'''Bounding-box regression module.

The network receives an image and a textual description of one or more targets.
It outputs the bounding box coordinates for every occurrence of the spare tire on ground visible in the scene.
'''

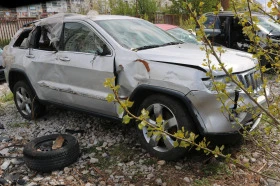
[23,134,80,172]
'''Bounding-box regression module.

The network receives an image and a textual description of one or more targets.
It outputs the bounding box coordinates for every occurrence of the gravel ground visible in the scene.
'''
[0,82,8,97]
[0,81,280,186]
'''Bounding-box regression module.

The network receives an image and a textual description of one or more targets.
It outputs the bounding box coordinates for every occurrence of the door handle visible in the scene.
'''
[26,54,35,58]
[59,57,70,62]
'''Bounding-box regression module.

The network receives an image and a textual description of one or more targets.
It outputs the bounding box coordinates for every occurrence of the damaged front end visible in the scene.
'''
[194,68,267,135]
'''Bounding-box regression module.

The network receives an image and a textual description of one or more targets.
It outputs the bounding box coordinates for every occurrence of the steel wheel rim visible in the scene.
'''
[143,103,179,152]
[35,139,68,152]
[15,87,32,116]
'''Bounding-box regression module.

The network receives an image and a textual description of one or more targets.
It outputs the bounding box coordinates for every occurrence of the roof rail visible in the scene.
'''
[22,13,85,28]
[204,11,234,15]
[204,11,264,16]
[23,20,40,27]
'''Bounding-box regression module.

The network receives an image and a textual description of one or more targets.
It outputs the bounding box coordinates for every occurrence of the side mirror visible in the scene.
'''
[97,44,111,56]
[91,46,110,62]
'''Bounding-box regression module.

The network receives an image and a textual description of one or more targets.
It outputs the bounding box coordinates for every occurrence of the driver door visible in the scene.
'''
[55,21,117,116]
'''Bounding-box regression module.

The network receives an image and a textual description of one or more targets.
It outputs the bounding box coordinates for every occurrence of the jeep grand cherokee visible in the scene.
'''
[2,13,267,160]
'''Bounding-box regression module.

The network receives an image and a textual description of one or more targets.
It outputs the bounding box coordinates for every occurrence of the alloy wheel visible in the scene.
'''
[15,87,32,116]
[142,103,179,152]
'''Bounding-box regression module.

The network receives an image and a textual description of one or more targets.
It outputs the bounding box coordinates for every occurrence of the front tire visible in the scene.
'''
[136,94,197,161]
[13,81,45,120]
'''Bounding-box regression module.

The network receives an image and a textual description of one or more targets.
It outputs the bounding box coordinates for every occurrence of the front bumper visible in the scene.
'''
[186,89,268,134]
[203,114,262,145]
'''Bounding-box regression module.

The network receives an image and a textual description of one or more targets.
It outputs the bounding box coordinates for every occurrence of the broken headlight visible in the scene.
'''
[202,75,237,92]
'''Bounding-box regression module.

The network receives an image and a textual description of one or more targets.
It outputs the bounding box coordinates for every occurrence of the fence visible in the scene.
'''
[0,18,36,40]
[0,13,185,41]
[137,13,187,25]
[154,13,188,25]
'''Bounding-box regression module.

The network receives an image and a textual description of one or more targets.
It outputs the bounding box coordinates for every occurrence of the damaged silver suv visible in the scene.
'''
[3,14,267,160]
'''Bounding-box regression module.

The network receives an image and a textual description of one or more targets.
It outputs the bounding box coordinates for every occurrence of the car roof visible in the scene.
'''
[155,24,178,31]
[38,13,138,23]
[204,11,264,17]
[27,13,139,28]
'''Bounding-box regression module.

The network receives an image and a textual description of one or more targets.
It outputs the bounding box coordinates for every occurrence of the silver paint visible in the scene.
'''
[3,13,267,135]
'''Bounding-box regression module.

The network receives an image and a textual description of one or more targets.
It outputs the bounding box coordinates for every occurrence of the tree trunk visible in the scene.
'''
[221,0,230,11]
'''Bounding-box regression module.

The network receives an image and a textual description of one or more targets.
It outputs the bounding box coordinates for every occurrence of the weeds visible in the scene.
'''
[0,92,13,103]
[193,178,211,186]
[179,16,196,31]
[262,170,278,178]
[142,158,157,166]
[201,162,232,177]
[0,39,10,48]
[8,122,29,128]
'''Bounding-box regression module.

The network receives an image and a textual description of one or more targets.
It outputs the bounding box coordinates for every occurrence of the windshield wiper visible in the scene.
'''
[161,41,184,46]
[268,28,275,35]
[135,44,162,51]
[134,41,183,51]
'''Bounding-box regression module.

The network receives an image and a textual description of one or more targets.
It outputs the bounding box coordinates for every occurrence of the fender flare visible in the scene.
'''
[129,84,205,134]
[8,68,37,96]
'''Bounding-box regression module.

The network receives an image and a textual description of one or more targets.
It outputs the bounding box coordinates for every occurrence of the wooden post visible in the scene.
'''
[221,0,230,11]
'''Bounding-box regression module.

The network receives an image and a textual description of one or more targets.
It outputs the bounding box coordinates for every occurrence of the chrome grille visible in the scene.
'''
[237,70,262,93]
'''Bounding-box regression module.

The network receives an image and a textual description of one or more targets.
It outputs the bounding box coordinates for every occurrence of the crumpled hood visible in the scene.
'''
[137,43,256,75]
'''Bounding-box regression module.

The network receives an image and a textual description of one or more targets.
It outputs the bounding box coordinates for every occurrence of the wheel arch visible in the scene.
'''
[129,84,204,134]
[8,69,36,95]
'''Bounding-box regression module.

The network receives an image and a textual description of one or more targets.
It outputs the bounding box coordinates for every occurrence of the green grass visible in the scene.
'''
[263,170,278,178]
[82,143,139,169]
[109,144,137,162]
[142,158,157,166]
[0,92,14,103]
[0,39,10,48]
[0,105,4,115]
[8,122,29,128]
[193,178,211,186]
[201,162,231,177]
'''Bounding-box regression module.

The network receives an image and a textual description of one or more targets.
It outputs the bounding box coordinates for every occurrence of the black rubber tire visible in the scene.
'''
[136,94,197,161]
[23,134,80,172]
[13,81,45,120]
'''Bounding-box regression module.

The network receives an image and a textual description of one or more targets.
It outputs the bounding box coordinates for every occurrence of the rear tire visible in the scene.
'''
[13,81,45,120]
[136,94,197,161]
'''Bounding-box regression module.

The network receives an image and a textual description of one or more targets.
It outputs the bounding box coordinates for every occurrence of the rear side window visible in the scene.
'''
[13,29,32,48]
[29,26,56,51]
[38,27,56,51]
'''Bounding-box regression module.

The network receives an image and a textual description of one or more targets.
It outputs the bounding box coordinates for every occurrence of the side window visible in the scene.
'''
[13,29,32,48]
[62,22,110,55]
[205,15,221,29]
[29,26,41,49]
[38,27,56,51]
[30,26,56,51]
